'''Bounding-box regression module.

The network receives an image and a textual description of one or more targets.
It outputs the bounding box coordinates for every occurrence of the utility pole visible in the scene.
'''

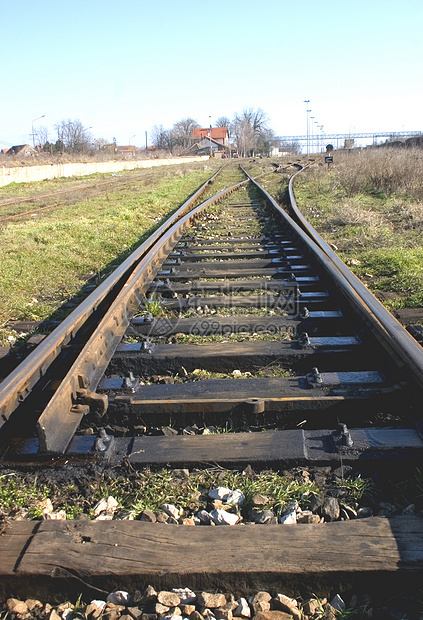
[31,114,45,147]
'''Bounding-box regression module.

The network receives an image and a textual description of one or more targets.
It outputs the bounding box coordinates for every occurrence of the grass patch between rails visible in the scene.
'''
[0,164,221,342]
[161,307,291,320]
[177,365,294,382]
[0,465,374,521]
[0,473,52,519]
[290,149,423,312]
[160,331,295,345]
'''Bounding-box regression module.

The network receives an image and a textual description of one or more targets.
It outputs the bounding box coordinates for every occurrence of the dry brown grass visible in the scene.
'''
[325,200,389,228]
[0,149,175,168]
[333,148,423,199]
[292,147,423,309]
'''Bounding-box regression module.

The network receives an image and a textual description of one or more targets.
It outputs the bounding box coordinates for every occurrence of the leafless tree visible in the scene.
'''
[171,118,199,149]
[54,119,93,153]
[232,108,270,156]
[215,116,231,129]
[232,114,254,157]
[256,127,276,156]
[151,124,171,150]
[33,125,49,147]
[93,138,110,150]
[274,139,301,155]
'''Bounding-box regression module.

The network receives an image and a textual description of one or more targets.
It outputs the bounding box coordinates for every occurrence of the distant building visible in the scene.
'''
[6,144,36,156]
[190,127,234,157]
[115,145,137,156]
[270,146,291,157]
[101,144,138,157]
[192,127,229,147]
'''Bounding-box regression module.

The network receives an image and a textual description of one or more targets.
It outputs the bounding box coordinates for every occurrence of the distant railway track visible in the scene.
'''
[0,165,199,222]
[1,162,423,600]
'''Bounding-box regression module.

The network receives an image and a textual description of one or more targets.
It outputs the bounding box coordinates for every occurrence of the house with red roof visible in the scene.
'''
[192,127,229,147]
[190,127,234,157]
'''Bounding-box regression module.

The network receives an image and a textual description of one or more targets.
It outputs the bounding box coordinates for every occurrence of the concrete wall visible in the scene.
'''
[0,156,209,187]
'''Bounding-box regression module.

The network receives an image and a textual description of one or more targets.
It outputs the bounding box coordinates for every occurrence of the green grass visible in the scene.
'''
[0,467,315,519]
[0,165,220,343]
[0,473,51,519]
[334,474,375,501]
[141,294,163,318]
[351,247,423,308]
[0,466,378,522]
[0,169,136,200]
[160,331,294,345]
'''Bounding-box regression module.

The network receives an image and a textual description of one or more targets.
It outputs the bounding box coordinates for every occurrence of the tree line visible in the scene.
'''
[32,120,96,154]
[31,109,299,156]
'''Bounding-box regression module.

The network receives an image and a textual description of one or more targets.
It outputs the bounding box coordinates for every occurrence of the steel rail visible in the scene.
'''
[0,203,62,222]
[36,177,249,453]
[2,176,249,453]
[0,168,222,435]
[242,166,423,390]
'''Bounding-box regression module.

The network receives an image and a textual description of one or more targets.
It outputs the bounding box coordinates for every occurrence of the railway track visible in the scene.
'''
[1,162,423,602]
[0,163,205,222]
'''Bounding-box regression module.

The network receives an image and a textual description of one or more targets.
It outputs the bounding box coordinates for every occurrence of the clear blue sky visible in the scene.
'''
[2,0,422,148]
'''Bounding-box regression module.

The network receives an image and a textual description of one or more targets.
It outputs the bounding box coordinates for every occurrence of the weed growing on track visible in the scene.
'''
[292,148,423,311]
[196,162,246,202]
[0,473,51,519]
[334,474,375,500]
[141,295,163,318]
[0,464,383,522]
[158,331,294,345]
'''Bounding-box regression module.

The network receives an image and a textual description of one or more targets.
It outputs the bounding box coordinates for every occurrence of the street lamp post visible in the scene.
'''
[303,101,310,155]
[129,134,136,145]
[31,115,45,147]
[310,116,315,153]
